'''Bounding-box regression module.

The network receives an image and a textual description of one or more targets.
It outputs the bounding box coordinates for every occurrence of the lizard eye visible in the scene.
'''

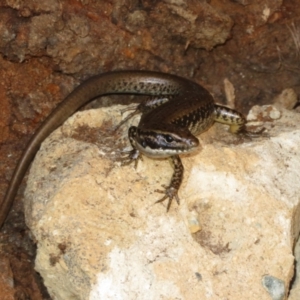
[165,135,174,143]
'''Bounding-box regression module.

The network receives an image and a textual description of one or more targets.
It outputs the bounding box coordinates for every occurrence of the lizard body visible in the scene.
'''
[0,70,252,228]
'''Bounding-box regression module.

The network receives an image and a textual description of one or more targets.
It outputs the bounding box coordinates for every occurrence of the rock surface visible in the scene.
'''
[24,104,300,299]
[1,1,300,299]
[0,256,14,300]
[289,236,300,300]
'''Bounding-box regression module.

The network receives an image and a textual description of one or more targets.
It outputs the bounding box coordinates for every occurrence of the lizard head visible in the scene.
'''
[128,126,199,158]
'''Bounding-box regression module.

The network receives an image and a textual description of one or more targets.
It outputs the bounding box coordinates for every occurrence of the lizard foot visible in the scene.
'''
[155,185,180,212]
[120,149,142,168]
[238,126,268,139]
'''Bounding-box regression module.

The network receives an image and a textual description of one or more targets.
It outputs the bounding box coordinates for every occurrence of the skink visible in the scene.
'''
[0,70,254,228]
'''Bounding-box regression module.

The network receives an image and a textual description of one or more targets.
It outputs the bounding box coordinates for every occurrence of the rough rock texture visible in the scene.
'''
[1,0,300,299]
[0,251,47,299]
[0,256,14,299]
[0,0,233,75]
[24,103,300,300]
[289,237,300,299]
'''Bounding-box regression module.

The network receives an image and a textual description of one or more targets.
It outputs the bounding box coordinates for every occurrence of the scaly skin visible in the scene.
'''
[0,70,249,228]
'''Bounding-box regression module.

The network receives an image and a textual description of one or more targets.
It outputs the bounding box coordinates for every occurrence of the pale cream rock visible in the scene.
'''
[247,104,281,122]
[24,103,300,300]
[273,88,298,110]
[223,77,236,109]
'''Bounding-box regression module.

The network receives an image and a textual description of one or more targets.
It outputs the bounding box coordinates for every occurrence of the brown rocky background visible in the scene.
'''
[0,0,299,299]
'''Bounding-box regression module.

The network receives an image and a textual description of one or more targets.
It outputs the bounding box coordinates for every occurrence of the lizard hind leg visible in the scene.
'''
[114,95,173,131]
[214,104,264,137]
[114,104,140,131]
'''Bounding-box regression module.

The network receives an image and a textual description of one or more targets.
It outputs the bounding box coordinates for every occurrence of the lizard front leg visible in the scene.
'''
[155,155,184,211]
[120,126,142,168]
